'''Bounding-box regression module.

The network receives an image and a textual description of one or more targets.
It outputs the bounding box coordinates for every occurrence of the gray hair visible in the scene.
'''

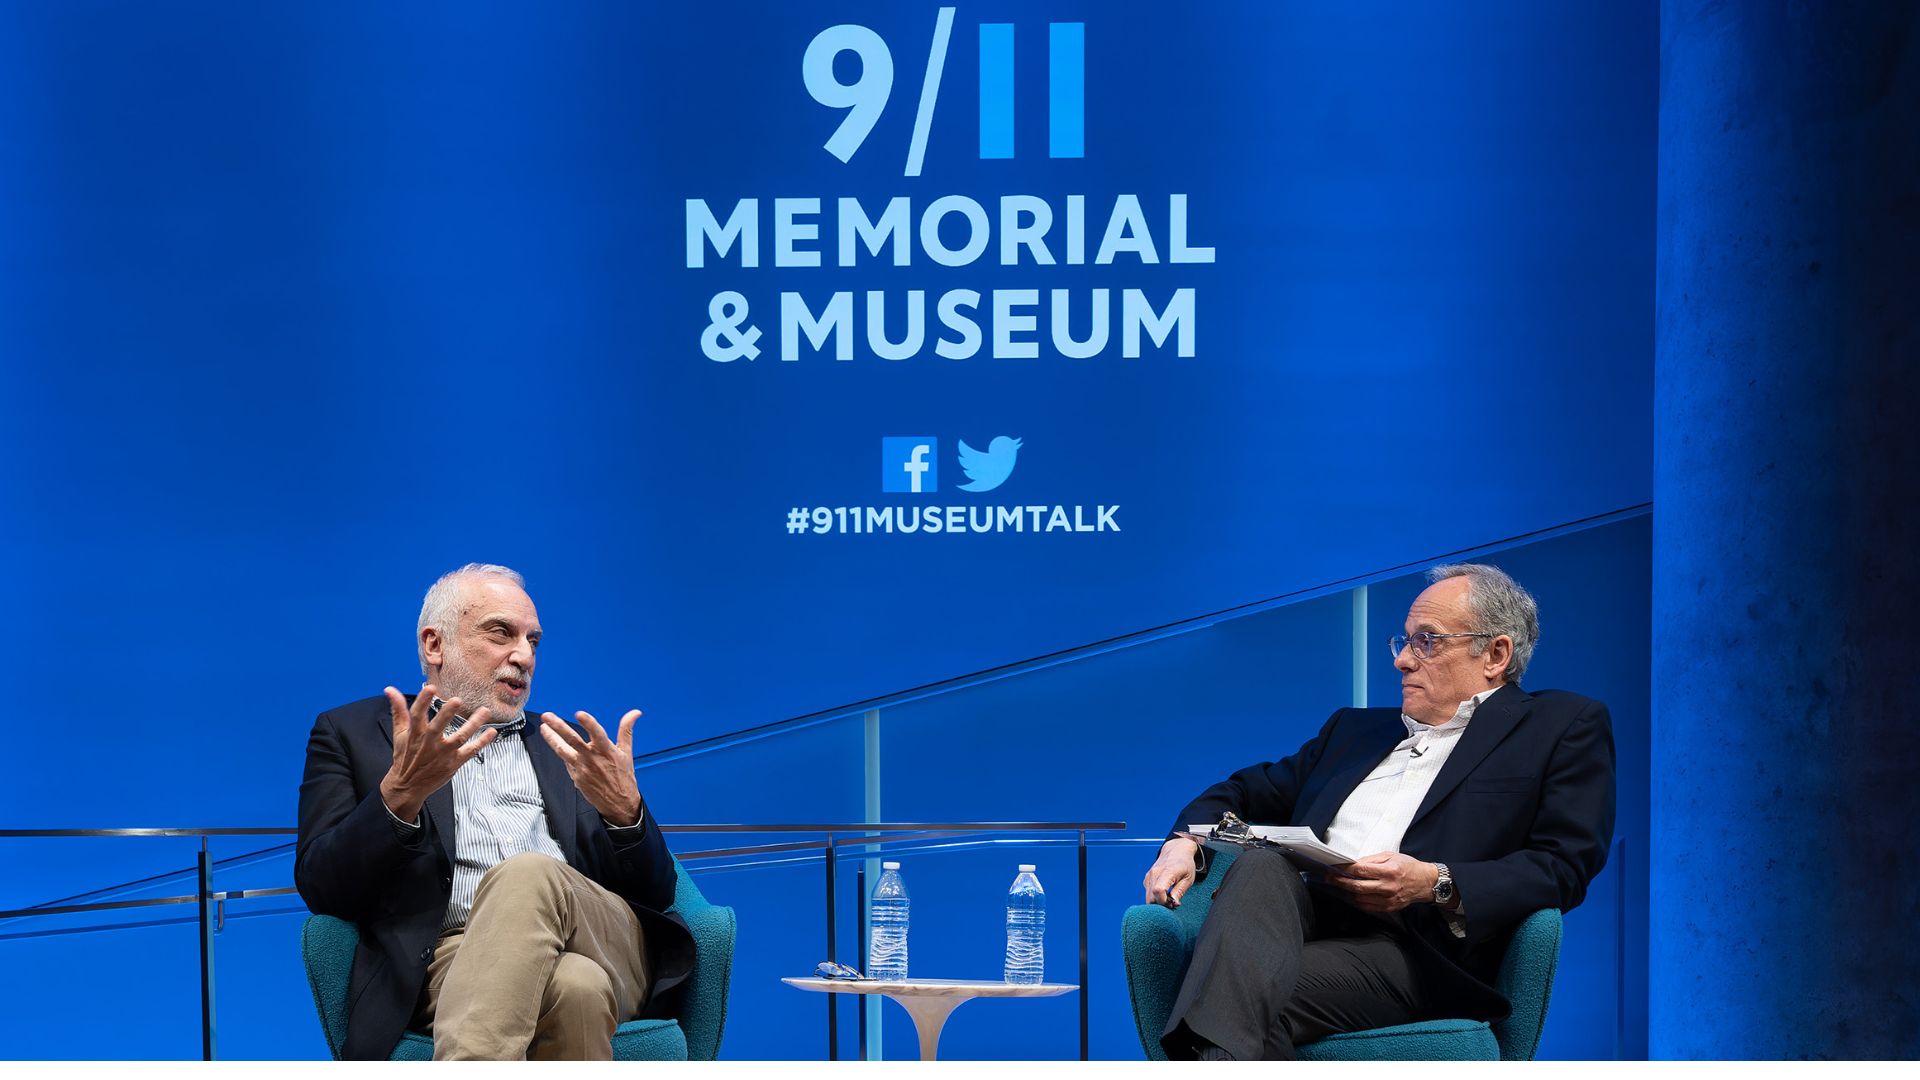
[1426,563,1539,685]
[417,563,526,675]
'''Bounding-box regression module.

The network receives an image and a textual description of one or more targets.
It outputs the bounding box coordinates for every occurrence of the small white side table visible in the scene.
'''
[782,977,1079,1060]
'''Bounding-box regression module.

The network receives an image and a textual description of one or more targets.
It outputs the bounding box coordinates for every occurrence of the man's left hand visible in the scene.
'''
[539,710,644,827]
[1322,852,1440,914]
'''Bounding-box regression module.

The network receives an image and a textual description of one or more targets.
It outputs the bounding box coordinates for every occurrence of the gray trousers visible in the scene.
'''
[1161,847,1434,1060]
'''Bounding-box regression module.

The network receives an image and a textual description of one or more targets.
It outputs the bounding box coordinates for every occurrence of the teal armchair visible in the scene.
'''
[302,857,735,1061]
[1120,845,1562,1061]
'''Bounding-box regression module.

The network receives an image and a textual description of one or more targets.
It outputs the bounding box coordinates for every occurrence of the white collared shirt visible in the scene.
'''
[1321,687,1497,936]
[1324,687,1498,858]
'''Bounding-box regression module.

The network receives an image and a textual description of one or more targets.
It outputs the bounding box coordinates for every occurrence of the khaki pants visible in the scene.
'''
[412,852,651,1061]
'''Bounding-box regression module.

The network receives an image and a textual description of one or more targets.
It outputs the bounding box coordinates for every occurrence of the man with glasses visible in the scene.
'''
[1143,564,1615,1060]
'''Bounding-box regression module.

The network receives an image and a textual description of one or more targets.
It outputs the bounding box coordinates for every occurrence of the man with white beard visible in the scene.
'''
[296,564,693,1060]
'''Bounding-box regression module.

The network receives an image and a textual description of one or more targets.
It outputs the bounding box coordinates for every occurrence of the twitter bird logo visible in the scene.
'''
[956,436,1023,493]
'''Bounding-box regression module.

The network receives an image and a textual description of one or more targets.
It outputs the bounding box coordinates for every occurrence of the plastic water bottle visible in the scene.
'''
[1003,864,1045,984]
[867,861,910,981]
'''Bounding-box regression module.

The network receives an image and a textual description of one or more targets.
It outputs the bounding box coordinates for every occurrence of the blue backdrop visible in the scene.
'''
[0,0,1655,1060]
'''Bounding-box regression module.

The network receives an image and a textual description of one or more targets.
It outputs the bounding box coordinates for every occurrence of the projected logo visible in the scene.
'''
[686,7,1215,366]
[881,437,939,493]
[956,436,1022,493]
[804,11,1084,177]
[788,435,1116,538]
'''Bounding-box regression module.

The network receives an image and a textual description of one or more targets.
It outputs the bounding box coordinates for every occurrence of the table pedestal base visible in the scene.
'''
[890,994,967,1061]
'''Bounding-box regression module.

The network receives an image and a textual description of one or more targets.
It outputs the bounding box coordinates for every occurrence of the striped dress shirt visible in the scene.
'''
[436,711,563,929]
[384,701,638,930]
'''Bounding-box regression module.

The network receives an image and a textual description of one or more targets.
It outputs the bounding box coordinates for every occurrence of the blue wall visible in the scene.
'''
[0,0,1657,1060]
[1,0,1654,820]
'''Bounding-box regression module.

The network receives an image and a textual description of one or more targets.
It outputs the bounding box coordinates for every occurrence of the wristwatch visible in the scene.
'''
[1431,862,1455,907]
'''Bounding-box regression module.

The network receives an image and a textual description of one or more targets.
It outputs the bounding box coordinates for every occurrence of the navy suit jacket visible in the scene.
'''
[295,694,696,1061]
[1169,684,1615,1015]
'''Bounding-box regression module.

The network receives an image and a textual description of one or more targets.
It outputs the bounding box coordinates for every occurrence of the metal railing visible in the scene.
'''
[0,828,298,1059]
[0,820,1127,1061]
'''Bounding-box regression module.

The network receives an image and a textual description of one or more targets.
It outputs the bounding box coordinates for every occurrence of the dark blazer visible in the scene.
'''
[295,694,697,1061]
[1168,684,1615,1017]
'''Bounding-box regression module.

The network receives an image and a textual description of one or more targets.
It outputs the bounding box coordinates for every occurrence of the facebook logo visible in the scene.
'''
[881,437,938,493]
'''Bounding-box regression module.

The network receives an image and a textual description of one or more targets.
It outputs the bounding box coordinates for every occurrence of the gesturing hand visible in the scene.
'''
[540,710,643,827]
[379,685,496,824]
[1143,837,1201,908]
[1321,851,1441,914]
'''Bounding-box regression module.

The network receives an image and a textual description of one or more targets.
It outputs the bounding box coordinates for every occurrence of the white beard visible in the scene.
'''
[437,655,528,726]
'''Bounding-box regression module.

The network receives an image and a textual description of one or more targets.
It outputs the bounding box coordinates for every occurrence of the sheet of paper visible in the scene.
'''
[1185,823,1358,867]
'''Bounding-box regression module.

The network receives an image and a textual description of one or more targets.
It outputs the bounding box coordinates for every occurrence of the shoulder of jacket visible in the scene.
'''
[1318,706,1404,744]
[1335,705,1404,727]
[1516,688,1602,710]
[315,693,395,726]
[1512,688,1610,728]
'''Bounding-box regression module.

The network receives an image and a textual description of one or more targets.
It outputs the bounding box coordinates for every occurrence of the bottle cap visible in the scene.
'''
[883,861,900,870]
[1019,864,1036,872]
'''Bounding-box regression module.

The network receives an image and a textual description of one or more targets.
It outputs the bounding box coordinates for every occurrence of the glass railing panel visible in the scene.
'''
[0,906,203,1058]
[878,589,1358,836]
[634,708,867,828]
[0,514,1650,1059]
[0,835,211,916]
[202,843,310,1060]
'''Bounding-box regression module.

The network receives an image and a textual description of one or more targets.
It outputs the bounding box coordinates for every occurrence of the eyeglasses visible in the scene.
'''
[813,960,868,981]
[1388,631,1492,662]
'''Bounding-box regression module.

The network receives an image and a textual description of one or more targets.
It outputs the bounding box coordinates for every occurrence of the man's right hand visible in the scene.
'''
[377,685,497,823]
[1143,836,1201,908]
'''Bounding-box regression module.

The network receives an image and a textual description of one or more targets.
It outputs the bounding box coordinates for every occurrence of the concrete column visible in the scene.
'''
[1653,1,1919,1058]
